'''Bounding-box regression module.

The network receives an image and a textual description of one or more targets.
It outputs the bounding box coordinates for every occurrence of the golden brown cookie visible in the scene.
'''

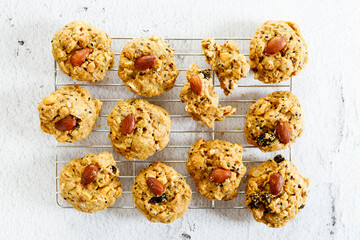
[52,21,114,82]
[202,38,249,96]
[118,36,179,97]
[249,21,308,84]
[59,152,122,213]
[107,99,171,160]
[244,91,304,152]
[38,86,102,143]
[132,162,192,223]
[186,138,246,200]
[245,155,309,228]
[179,64,236,128]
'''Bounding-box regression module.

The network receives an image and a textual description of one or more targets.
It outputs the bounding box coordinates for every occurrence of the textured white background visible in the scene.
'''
[1,0,360,239]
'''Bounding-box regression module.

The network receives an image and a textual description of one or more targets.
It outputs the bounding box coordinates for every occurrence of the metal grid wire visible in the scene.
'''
[55,37,292,210]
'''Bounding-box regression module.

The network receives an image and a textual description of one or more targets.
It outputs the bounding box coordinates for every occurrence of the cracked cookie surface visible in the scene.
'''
[202,38,249,95]
[132,162,192,223]
[107,99,171,160]
[52,21,114,82]
[179,64,236,128]
[244,91,304,152]
[250,20,308,84]
[187,138,246,200]
[245,155,309,228]
[59,152,122,213]
[118,36,179,97]
[38,86,102,143]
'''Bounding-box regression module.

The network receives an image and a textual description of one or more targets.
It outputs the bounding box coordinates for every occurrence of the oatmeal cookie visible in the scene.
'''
[38,86,102,143]
[52,21,114,82]
[250,21,308,84]
[59,152,122,213]
[186,138,246,200]
[132,162,192,223]
[107,99,171,160]
[118,36,179,97]
[244,91,304,152]
[245,155,309,228]
[202,38,250,96]
[179,64,236,128]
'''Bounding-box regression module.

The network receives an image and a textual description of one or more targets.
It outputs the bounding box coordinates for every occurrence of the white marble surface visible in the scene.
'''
[1,0,360,239]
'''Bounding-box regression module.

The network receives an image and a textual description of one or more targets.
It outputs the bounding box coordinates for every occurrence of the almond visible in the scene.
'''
[276,121,291,144]
[134,55,156,70]
[189,75,202,95]
[265,36,286,55]
[70,48,91,66]
[81,165,99,186]
[121,113,135,135]
[146,177,164,196]
[269,172,284,195]
[209,168,231,183]
[55,117,76,131]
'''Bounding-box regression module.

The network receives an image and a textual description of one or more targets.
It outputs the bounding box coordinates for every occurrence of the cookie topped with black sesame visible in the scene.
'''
[245,155,309,228]
[132,162,192,223]
[107,99,171,160]
[202,38,249,96]
[59,152,122,213]
[179,64,236,128]
[37,86,102,143]
[244,91,304,152]
[52,21,114,82]
[118,36,179,97]
[186,138,246,201]
[249,20,308,84]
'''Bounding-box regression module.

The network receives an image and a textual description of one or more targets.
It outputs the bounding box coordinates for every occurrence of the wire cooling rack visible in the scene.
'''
[55,37,292,210]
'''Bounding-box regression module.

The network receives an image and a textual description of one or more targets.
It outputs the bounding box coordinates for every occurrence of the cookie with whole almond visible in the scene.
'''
[245,155,309,228]
[244,91,304,152]
[38,86,102,143]
[186,138,246,201]
[179,64,236,128]
[118,36,179,97]
[250,21,308,84]
[107,99,171,160]
[52,21,114,82]
[59,152,122,213]
[132,161,191,223]
[202,38,249,96]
